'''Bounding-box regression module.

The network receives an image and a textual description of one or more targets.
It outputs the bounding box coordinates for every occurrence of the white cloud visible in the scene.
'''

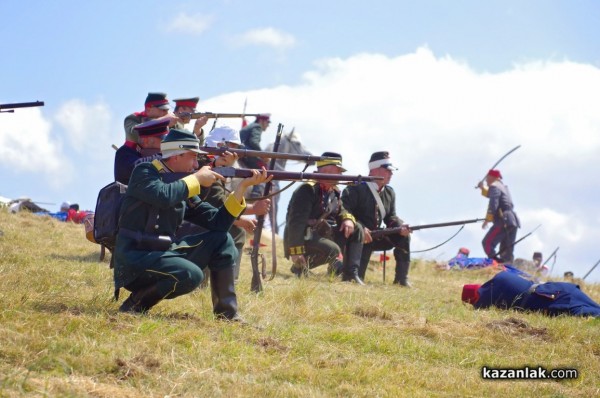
[165,13,213,35]
[55,99,113,153]
[236,27,296,49]
[0,108,64,175]
[200,47,600,280]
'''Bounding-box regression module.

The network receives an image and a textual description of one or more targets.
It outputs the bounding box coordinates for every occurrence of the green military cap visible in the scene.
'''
[316,151,346,172]
[161,128,207,158]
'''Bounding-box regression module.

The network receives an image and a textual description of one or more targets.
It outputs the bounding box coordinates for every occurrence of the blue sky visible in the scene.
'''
[2,1,600,281]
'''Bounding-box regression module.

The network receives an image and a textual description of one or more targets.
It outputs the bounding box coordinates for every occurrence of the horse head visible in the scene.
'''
[279,128,313,157]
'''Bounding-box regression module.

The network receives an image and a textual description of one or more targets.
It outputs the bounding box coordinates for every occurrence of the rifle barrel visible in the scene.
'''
[186,112,262,119]
[160,168,383,184]
[582,258,600,280]
[370,218,483,239]
[212,167,383,182]
[410,218,484,231]
[0,101,44,110]
[200,146,338,162]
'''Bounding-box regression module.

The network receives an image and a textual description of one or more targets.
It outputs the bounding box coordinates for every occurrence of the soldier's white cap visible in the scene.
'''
[205,126,242,148]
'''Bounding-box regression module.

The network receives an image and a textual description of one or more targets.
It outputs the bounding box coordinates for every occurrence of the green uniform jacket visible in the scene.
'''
[202,180,246,247]
[113,160,246,289]
[239,122,263,168]
[283,182,356,257]
[342,182,402,230]
[123,112,149,143]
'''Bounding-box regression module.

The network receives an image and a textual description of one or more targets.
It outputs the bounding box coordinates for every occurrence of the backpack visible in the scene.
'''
[92,181,129,252]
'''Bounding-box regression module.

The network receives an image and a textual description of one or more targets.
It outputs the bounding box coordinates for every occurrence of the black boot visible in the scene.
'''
[342,269,365,285]
[119,284,165,313]
[327,259,344,277]
[393,261,411,287]
[341,242,364,285]
[210,266,243,321]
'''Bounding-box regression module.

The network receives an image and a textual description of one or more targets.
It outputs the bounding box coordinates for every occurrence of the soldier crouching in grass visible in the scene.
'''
[113,128,271,320]
[283,152,365,285]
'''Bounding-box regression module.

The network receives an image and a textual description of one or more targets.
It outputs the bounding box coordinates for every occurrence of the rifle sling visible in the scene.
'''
[366,182,386,223]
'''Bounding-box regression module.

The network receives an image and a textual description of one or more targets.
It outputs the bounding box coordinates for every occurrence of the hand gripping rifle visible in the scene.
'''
[0,101,44,113]
[250,123,283,293]
[370,218,484,240]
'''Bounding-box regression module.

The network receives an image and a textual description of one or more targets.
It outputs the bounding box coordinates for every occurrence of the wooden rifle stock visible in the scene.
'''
[250,124,284,292]
[370,218,484,240]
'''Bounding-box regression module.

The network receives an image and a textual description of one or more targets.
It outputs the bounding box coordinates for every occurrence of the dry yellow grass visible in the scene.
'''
[0,209,598,397]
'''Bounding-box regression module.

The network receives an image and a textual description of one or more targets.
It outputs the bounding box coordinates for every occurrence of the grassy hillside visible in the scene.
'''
[0,209,598,397]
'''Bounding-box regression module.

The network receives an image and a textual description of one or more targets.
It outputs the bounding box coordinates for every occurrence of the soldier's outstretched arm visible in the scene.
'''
[232,168,272,203]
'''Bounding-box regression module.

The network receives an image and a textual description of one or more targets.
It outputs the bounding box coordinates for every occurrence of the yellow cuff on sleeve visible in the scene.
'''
[341,212,356,225]
[289,246,306,255]
[224,193,246,217]
[485,213,494,222]
[182,175,201,198]
[480,187,489,197]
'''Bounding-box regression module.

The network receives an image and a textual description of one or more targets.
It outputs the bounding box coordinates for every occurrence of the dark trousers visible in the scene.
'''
[359,234,410,281]
[304,226,363,270]
[482,223,518,262]
[124,231,237,298]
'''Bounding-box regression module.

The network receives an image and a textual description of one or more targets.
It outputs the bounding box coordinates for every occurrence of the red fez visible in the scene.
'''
[487,169,502,179]
[173,97,200,108]
[462,284,481,304]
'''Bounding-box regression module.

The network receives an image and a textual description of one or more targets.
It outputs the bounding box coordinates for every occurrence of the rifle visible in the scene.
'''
[542,246,559,267]
[180,112,262,120]
[370,218,484,240]
[496,224,541,260]
[0,101,44,113]
[251,123,284,292]
[201,146,338,163]
[160,167,384,184]
[212,167,383,183]
[544,246,560,275]
[582,258,600,281]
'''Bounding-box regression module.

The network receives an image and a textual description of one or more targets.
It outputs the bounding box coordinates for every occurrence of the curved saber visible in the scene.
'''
[475,145,521,188]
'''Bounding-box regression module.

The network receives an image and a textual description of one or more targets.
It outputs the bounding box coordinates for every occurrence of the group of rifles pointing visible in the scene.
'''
[111,92,515,321]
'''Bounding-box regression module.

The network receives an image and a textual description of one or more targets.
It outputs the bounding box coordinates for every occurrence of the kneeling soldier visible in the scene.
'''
[113,128,270,318]
[283,152,364,284]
